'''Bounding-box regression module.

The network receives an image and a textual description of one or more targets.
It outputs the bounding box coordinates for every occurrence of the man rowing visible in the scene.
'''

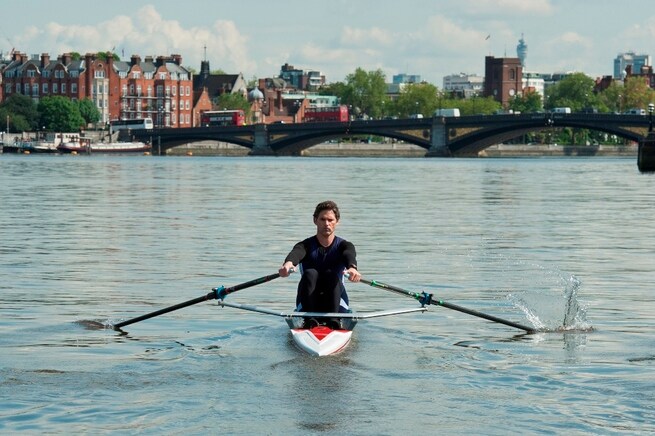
[279,200,361,323]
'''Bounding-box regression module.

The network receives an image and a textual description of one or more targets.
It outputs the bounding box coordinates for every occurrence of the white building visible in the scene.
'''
[442,73,483,98]
[614,52,651,79]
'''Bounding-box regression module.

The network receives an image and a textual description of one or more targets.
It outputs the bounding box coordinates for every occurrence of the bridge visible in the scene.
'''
[131,113,653,157]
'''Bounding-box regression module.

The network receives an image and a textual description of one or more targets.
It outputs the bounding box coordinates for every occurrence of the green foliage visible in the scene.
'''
[393,83,439,117]
[97,51,120,62]
[545,72,597,112]
[215,92,251,122]
[509,90,543,113]
[37,96,85,132]
[0,94,39,130]
[342,68,388,118]
[453,96,501,115]
[77,98,101,125]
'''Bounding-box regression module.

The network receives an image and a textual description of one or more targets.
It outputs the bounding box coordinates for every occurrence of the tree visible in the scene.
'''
[215,92,251,122]
[77,99,101,126]
[342,68,387,119]
[620,76,655,111]
[38,96,85,132]
[0,93,39,130]
[393,83,439,117]
[456,96,502,115]
[545,72,596,112]
[509,90,543,113]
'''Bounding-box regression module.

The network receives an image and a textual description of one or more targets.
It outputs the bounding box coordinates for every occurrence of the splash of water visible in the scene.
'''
[508,274,591,332]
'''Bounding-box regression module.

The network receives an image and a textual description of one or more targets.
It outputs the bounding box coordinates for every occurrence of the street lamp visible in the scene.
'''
[649,103,654,132]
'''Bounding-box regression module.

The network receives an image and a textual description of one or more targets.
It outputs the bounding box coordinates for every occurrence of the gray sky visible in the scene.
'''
[2,0,654,85]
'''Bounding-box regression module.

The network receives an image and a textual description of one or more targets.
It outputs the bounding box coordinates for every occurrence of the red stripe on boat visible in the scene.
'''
[310,326,335,341]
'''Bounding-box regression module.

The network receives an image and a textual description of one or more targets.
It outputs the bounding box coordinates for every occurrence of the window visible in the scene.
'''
[42,83,49,94]
[172,86,177,96]
[53,83,58,93]
[95,70,105,78]
[32,84,39,95]
[27,70,35,77]
[132,71,141,79]
[62,83,67,93]
[71,83,77,93]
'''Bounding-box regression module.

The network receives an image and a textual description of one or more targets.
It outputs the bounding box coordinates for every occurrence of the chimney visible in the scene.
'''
[130,55,141,65]
[40,53,50,68]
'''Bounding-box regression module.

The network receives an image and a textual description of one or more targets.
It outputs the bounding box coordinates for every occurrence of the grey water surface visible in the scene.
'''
[1,154,653,435]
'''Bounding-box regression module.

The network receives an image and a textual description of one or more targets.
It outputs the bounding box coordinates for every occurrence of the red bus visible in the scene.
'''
[201,110,246,126]
[303,105,349,123]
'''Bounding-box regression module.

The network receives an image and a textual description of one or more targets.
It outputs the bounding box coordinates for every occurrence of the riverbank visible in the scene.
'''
[165,141,638,157]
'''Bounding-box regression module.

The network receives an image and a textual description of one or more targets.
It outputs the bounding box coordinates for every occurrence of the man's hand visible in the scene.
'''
[279,261,295,277]
[345,267,361,282]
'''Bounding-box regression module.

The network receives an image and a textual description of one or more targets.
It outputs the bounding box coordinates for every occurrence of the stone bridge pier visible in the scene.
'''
[427,120,450,157]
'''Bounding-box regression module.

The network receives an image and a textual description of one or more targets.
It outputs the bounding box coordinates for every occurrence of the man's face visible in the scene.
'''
[314,210,339,237]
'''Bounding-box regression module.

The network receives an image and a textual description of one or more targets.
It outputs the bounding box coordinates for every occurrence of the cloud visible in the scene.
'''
[340,26,394,46]
[460,0,554,15]
[11,5,255,74]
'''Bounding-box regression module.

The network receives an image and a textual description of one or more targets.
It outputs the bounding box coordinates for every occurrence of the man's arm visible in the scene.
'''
[279,241,307,277]
[342,241,361,282]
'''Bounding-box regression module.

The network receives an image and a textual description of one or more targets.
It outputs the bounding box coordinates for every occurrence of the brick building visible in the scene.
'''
[1,51,195,128]
[483,56,523,108]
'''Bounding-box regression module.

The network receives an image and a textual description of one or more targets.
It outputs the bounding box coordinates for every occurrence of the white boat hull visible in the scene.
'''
[290,326,352,356]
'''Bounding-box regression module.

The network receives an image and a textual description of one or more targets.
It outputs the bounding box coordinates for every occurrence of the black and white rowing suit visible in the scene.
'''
[284,235,357,313]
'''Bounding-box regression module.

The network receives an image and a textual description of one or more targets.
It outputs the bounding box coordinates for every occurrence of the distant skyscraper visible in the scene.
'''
[613,52,652,79]
[516,34,527,68]
[392,74,421,84]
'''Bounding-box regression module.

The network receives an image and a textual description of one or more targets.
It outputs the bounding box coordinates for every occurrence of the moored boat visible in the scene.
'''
[57,140,152,154]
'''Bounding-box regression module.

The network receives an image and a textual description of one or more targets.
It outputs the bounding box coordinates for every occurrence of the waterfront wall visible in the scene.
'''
[166,141,638,157]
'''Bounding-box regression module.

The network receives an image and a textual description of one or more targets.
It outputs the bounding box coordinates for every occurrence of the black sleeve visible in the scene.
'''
[341,240,357,269]
[284,240,308,266]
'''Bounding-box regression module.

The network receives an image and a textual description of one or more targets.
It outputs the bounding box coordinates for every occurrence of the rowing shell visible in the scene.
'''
[218,301,427,356]
[290,326,353,356]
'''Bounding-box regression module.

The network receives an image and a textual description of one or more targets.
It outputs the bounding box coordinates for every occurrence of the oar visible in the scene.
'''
[358,277,536,334]
[113,272,281,330]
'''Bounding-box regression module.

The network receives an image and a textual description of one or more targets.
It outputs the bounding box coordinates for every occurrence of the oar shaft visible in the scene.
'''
[113,292,214,329]
[433,299,535,333]
[359,278,535,333]
[113,272,280,330]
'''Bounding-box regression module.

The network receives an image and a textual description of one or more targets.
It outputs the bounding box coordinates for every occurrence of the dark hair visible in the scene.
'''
[313,200,340,220]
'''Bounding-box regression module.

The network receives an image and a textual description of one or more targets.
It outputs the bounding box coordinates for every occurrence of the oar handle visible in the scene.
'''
[359,277,535,334]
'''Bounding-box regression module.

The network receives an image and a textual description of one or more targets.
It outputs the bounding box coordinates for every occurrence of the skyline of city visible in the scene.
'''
[1,1,654,85]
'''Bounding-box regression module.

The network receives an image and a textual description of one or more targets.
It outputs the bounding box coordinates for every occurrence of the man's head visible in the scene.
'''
[313,201,340,221]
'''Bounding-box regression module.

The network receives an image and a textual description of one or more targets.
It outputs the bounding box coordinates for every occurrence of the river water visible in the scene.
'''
[1,154,654,435]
